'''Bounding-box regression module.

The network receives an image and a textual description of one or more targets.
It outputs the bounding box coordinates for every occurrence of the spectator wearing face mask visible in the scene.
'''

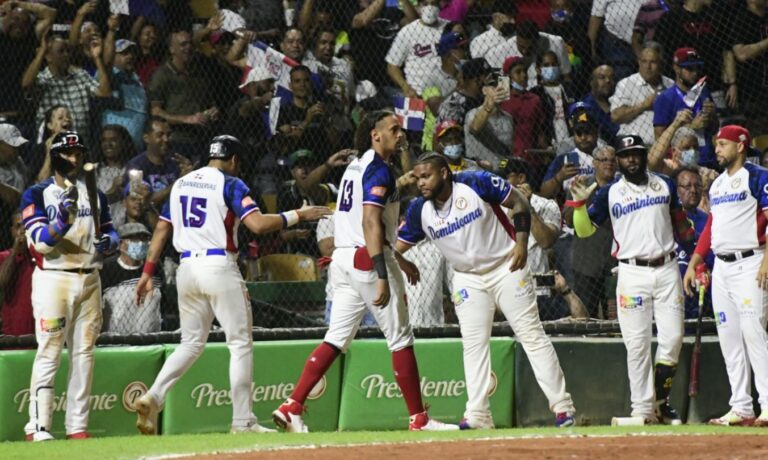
[469,1,516,60]
[530,50,577,149]
[434,120,482,172]
[101,223,164,333]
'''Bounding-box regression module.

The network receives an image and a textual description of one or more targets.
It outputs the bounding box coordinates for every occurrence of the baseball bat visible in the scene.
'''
[688,285,706,397]
[82,163,101,237]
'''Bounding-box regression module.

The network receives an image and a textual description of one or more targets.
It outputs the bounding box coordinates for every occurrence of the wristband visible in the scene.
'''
[560,287,572,296]
[371,253,388,279]
[143,261,157,276]
[281,210,300,228]
[513,212,531,233]
[564,199,587,208]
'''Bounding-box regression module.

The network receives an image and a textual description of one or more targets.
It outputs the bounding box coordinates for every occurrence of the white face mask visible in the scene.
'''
[420,5,440,25]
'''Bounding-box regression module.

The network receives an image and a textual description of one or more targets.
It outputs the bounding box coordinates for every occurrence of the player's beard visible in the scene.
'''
[423,178,447,201]
[618,156,648,185]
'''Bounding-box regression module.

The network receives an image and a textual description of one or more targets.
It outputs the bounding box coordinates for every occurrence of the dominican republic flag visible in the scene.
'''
[393,97,427,131]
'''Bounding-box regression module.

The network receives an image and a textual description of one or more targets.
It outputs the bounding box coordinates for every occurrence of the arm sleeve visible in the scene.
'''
[591,0,608,17]
[362,161,395,207]
[573,205,596,238]
[159,200,172,223]
[454,171,512,204]
[693,213,713,258]
[385,27,409,66]
[223,175,260,219]
[20,186,59,252]
[397,198,427,245]
[748,165,768,211]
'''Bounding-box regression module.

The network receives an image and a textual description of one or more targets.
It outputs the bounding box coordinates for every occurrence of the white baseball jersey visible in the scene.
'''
[334,149,400,248]
[588,172,681,260]
[160,166,259,253]
[398,171,516,274]
[20,177,113,269]
[708,162,768,253]
[384,20,445,94]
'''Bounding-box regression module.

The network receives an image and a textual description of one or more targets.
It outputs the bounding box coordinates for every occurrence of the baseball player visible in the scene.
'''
[20,131,119,441]
[569,134,695,424]
[396,153,576,429]
[272,111,458,433]
[133,135,331,435]
[683,125,768,427]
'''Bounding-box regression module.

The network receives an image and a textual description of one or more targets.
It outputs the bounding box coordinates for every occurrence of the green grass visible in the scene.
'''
[1,425,765,460]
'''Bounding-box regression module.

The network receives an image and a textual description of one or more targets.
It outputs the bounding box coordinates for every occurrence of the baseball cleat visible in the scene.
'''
[708,410,755,426]
[754,413,768,427]
[555,412,576,428]
[26,431,55,442]
[135,394,160,435]
[66,432,91,439]
[458,417,495,430]
[409,411,459,431]
[655,400,683,425]
[272,399,309,433]
[230,421,277,434]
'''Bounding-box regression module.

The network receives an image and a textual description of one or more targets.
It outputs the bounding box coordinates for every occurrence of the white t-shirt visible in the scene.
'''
[220,9,247,32]
[543,85,569,146]
[591,0,643,44]
[385,19,446,94]
[470,27,506,59]
[464,106,513,165]
[609,72,673,145]
[304,53,356,108]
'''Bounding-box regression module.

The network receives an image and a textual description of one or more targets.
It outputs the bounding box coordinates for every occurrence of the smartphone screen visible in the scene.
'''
[564,152,579,166]
[497,76,510,98]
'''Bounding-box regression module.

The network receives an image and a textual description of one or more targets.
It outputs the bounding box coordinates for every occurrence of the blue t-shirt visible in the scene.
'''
[124,152,180,196]
[677,206,714,319]
[582,94,619,143]
[652,84,716,166]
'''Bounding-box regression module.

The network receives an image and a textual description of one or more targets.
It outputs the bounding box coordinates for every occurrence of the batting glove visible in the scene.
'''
[695,263,710,289]
[93,234,115,254]
[56,186,79,228]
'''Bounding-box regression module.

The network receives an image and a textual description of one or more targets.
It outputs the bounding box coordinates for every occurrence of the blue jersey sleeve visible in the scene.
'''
[747,163,768,210]
[160,200,171,223]
[362,160,395,207]
[658,174,681,211]
[397,197,427,245]
[19,184,49,231]
[542,154,566,183]
[454,171,512,204]
[223,175,260,219]
[587,182,611,225]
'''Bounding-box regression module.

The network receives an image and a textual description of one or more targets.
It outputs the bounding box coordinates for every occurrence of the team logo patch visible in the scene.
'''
[731,177,741,189]
[370,186,387,197]
[650,181,661,191]
[22,204,35,219]
[619,295,643,309]
[40,317,66,333]
[451,288,469,305]
[241,196,255,208]
[455,197,467,210]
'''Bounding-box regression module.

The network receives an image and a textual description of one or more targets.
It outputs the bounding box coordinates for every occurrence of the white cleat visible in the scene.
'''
[409,411,460,431]
[135,394,160,435]
[26,431,55,442]
[231,419,277,433]
[272,399,309,433]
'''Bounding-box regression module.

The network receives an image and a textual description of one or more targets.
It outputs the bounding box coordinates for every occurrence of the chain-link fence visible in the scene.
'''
[2,0,762,338]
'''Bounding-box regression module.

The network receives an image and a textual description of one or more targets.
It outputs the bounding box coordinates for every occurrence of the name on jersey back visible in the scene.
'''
[178,179,217,191]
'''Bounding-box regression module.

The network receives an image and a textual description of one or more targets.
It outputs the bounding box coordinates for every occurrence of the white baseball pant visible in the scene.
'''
[453,260,574,425]
[616,260,684,418]
[711,250,768,416]
[324,247,414,352]
[26,269,102,436]
[146,253,257,427]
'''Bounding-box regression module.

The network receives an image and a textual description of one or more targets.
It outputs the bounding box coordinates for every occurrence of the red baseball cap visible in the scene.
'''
[435,120,462,139]
[502,55,526,75]
[716,125,751,147]
[673,47,704,67]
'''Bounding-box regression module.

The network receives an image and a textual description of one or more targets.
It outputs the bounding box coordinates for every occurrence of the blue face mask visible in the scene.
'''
[679,148,700,167]
[511,81,526,92]
[126,240,149,261]
[443,144,464,160]
[541,66,560,82]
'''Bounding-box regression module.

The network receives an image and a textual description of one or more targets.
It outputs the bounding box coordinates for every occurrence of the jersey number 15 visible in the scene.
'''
[180,195,207,228]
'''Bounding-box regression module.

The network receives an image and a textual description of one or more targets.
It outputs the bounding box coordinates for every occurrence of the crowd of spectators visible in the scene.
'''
[2,0,768,335]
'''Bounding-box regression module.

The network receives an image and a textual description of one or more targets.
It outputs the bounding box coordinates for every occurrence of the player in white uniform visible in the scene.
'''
[20,131,118,441]
[396,153,576,429]
[133,135,331,435]
[683,125,768,427]
[273,112,458,433]
[569,134,695,424]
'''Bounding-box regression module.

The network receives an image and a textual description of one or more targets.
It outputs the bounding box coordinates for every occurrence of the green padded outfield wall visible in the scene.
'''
[514,337,734,426]
[161,341,342,433]
[338,338,515,430]
[0,346,165,441]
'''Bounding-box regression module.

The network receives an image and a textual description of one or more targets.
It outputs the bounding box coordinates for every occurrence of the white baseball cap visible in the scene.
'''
[0,124,28,147]
[239,66,273,89]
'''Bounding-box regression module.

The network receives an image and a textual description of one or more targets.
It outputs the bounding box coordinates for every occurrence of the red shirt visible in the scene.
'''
[0,248,35,335]
[500,91,546,165]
